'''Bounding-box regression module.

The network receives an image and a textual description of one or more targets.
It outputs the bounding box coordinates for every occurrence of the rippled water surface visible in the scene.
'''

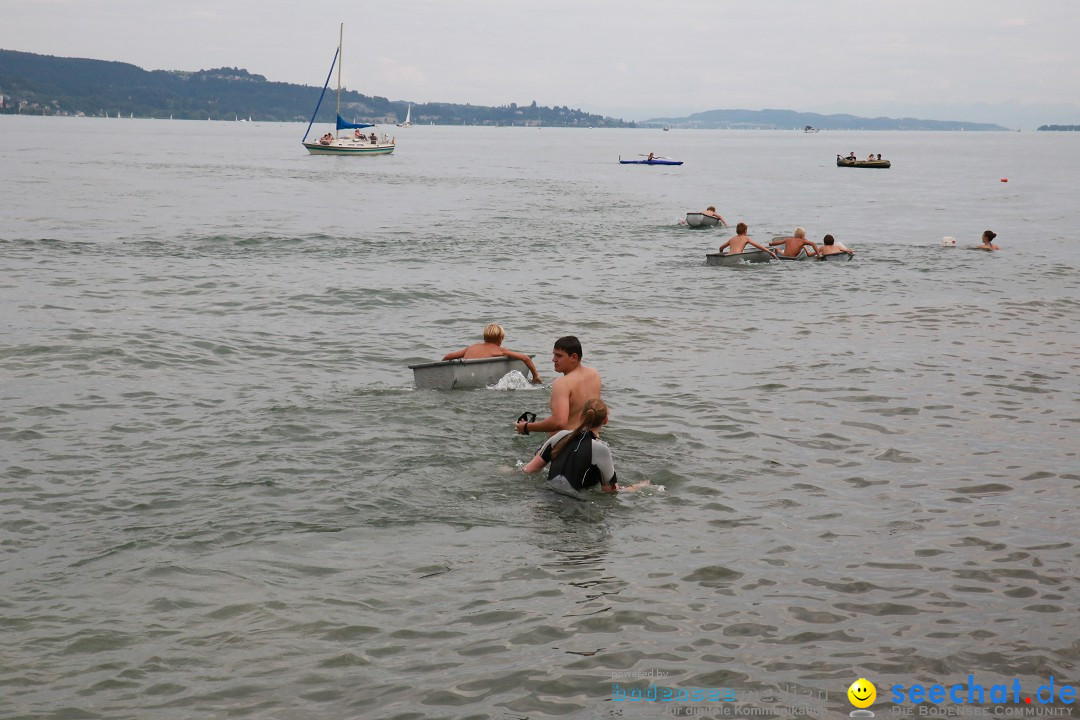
[2,117,1079,719]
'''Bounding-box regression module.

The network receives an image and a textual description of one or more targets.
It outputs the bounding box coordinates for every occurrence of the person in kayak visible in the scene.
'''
[522,399,617,494]
[443,323,543,384]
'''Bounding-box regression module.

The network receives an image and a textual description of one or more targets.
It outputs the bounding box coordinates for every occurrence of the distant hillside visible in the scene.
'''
[0,49,634,127]
[642,108,1008,131]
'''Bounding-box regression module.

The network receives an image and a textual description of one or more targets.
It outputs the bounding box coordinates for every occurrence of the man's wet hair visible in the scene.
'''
[554,335,582,359]
[823,234,835,246]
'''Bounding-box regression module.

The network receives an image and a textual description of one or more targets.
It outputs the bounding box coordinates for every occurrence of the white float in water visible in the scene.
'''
[942,236,957,247]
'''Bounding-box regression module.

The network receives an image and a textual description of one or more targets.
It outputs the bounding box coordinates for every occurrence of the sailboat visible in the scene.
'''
[302,24,395,156]
[397,104,412,128]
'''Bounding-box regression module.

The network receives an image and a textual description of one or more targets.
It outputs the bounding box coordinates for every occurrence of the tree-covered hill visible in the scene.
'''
[0,49,634,127]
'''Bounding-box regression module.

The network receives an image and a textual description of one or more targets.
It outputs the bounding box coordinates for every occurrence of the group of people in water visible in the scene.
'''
[437,224,1000,495]
[716,222,855,259]
[705,217,1001,257]
[443,326,619,494]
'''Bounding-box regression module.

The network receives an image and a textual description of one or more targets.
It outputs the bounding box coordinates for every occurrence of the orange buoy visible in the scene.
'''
[1000,178,1008,182]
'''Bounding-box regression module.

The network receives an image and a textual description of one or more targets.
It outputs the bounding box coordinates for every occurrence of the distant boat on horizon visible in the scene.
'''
[397,103,412,128]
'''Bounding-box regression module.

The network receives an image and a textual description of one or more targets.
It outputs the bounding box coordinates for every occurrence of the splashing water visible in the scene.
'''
[489,370,536,390]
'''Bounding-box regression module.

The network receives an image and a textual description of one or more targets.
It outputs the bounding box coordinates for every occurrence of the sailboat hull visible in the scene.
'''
[303,141,395,155]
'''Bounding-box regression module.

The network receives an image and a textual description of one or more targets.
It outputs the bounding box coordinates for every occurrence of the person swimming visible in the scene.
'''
[972,230,999,251]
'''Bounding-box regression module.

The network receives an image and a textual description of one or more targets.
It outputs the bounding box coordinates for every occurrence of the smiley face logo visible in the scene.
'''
[848,678,877,709]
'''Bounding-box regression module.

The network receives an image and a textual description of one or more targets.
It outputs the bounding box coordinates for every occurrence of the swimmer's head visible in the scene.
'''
[736,222,748,234]
[483,323,505,344]
[794,227,806,238]
[823,234,835,246]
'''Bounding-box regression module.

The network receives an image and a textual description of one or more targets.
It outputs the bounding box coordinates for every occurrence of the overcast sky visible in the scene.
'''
[3,0,1078,127]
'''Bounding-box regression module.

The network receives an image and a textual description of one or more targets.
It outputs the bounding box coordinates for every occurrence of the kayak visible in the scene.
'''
[619,156,683,165]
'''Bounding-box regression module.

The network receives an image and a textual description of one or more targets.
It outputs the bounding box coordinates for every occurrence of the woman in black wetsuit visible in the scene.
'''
[522,399,617,494]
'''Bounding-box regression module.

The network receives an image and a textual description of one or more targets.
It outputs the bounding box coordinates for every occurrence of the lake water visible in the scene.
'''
[2,116,1079,719]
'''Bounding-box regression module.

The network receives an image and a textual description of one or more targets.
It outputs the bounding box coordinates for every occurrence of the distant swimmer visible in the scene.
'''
[717,222,778,257]
[515,335,601,436]
[703,205,727,226]
[971,229,1000,251]
[443,323,542,384]
[522,398,617,494]
[769,227,819,257]
[817,234,855,257]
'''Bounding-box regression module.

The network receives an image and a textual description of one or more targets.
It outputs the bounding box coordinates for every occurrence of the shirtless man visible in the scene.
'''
[515,336,601,436]
[817,234,855,257]
[443,323,542,384]
[769,227,819,257]
[718,222,777,257]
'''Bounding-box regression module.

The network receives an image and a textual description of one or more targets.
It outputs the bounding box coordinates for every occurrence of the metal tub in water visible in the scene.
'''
[408,356,532,390]
[686,213,721,228]
[705,249,774,266]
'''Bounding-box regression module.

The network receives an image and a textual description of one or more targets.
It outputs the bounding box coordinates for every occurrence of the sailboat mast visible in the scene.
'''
[335,23,343,138]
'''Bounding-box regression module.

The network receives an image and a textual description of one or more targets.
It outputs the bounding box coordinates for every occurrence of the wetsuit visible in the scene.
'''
[537,429,617,493]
